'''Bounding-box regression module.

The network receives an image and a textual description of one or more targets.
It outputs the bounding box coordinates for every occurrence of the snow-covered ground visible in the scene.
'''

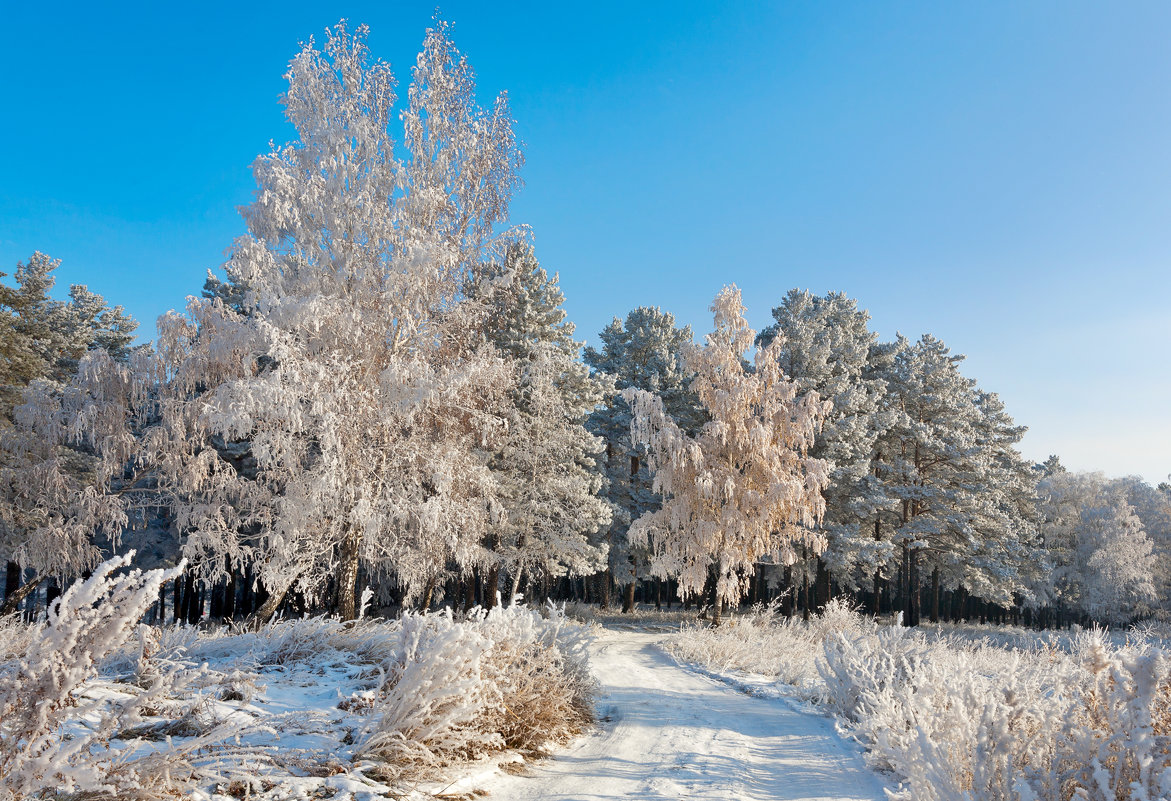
[478,626,889,801]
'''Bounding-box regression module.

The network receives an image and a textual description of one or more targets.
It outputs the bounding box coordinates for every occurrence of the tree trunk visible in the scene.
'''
[900,542,911,626]
[930,567,940,623]
[463,573,476,613]
[485,565,501,610]
[906,547,920,627]
[0,575,41,617]
[223,566,237,622]
[784,566,795,617]
[597,568,612,609]
[184,571,201,625]
[801,570,810,622]
[507,566,524,606]
[422,576,437,610]
[622,581,636,613]
[246,581,292,629]
[4,561,20,602]
[336,526,361,620]
[815,559,831,613]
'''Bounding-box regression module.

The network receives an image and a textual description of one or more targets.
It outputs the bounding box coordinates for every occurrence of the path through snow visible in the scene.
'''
[478,626,889,801]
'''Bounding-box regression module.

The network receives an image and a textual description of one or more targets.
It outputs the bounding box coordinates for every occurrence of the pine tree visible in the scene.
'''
[876,335,1042,626]
[623,285,831,624]
[756,290,894,609]
[0,254,139,611]
[479,244,610,604]
[583,306,702,610]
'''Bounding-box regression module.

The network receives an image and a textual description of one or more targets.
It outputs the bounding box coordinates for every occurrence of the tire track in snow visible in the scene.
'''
[479,628,889,801]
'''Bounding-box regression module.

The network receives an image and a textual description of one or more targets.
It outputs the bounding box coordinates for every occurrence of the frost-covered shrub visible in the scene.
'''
[0,554,210,800]
[1050,632,1171,801]
[186,614,398,669]
[665,599,874,687]
[356,603,593,779]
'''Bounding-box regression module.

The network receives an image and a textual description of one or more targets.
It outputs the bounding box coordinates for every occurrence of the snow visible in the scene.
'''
[480,625,890,801]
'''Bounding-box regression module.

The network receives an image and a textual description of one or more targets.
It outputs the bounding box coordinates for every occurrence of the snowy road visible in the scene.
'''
[479,627,889,801]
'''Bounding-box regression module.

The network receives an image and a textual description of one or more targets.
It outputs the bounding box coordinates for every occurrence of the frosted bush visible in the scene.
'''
[665,598,874,687]
[356,602,594,779]
[0,554,222,800]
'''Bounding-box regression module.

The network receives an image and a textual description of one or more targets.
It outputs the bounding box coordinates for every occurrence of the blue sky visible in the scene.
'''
[2,1,1168,484]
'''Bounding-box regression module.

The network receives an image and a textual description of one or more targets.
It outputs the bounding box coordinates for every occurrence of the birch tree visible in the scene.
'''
[623,285,830,623]
[32,20,526,621]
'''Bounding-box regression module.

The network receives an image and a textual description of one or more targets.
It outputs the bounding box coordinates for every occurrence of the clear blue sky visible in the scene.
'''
[2,1,1168,484]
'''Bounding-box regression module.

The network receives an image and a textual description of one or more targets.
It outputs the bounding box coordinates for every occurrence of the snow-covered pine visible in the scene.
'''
[755,290,895,609]
[0,255,140,611]
[622,285,831,623]
[1115,474,1171,615]
[477,244,610,604]
[583,306,703,610]
[874,334,1042,625]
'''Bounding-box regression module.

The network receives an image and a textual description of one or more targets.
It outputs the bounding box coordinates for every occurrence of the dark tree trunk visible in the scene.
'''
[0,575,41,617]
[45,578,60,612]
[597,568,612,609]
[801,570,810,623]
[485,565,501,610]
[209,582,224,621]
[223,566,237,622]
[815,559,831,612]
[710,571,722,626]
[4,561,20,602]
[463,573,476,613]
[622,581,636,613]
[184,571,201,625]
[930,567,940,623]
[173,577,182,623]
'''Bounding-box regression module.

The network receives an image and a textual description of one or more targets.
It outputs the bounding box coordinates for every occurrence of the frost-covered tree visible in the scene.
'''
[1115,474,1171,611]
[0,253,136,420]
[478,244,610,603]
[1039,471,1160,623]
[756,290,894,605]
[41,20,526,621]
[876,335,1041,626]
[583,306,702,610]
[623,285,831,623]
[0,255,138,612]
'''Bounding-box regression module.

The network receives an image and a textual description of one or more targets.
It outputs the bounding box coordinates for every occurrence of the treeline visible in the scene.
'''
[1,22,1167,630]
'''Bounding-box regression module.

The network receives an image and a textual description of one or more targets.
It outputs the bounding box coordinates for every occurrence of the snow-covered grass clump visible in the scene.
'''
[669,602,1171,801]
[664,599,875,686]
[0,557,595,800]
